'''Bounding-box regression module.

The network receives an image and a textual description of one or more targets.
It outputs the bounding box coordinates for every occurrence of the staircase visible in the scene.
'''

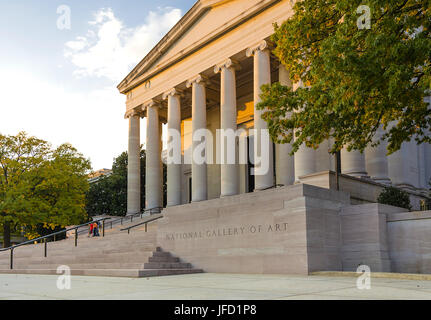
[0,217,203,277]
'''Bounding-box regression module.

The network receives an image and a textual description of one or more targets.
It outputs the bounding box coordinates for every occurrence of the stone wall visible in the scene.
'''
[339,204,405,272]
[387,210,431,274]
[339,205,431,275]
[157,184,349,274]
[299,171,429,211]
[157,184,431,275]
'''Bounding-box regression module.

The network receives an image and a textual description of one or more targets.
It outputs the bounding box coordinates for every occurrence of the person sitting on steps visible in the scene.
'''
[93,222,100,237]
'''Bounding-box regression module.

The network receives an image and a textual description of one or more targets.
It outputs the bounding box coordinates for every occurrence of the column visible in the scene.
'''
[418,142,427,190]
[246,40,274,190]
[127,112,141,215]
[275,64,295,186]
[163,89,182,206]
[341,148,367,178]
[292,81,316,183]
[187,75,208,202]
[389,141,419,190]
[215,59,239,196]
[365,126,391,184]
[145,101,163,210]
[294,140,316,182]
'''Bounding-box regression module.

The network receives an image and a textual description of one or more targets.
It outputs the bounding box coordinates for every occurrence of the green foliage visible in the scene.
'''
[258,0,431,155]
[0,132,91,247]
[86,176,115,216]
[86,149,167,217]
[377,186,412,210]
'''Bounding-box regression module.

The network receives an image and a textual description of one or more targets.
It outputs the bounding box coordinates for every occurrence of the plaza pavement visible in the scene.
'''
[1,273,431,300]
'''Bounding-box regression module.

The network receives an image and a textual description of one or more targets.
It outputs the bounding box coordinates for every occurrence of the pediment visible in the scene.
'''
[118,0,280,93]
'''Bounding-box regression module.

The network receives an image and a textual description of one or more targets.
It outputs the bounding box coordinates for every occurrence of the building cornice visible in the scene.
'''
[117,0,208,93]
[117,0,281,95]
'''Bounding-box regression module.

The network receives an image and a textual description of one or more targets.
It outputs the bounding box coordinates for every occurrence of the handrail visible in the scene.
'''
[120,214,163,234]
[76,211,142,236]
[0,207,165,270]
[0,217,111,253]
[0,217,111,270]
[76,207,163,236]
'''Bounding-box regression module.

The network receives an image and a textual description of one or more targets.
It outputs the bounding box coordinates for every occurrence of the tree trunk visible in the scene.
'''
[3,222,11,248]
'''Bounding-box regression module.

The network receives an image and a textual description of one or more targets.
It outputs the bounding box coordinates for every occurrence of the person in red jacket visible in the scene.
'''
[88,223,94,237]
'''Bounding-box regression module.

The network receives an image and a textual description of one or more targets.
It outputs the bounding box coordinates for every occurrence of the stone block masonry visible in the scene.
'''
[157,184,350,275]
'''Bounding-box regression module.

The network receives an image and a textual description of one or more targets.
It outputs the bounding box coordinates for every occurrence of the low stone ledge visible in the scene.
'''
[311,271,431,281]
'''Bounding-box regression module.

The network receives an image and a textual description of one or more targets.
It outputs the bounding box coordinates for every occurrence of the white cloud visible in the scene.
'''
[65,7,182,82]
[64,36,88,52]
[0,69,129,170]
[0,7,180,170]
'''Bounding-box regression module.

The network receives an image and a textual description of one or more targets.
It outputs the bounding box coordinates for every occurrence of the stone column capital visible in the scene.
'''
[214,58,241,74]
[186,74,209,88]
[142,99,163,112]
[246,40,270,57]
[162,88,183,100]
[124,108,143,119]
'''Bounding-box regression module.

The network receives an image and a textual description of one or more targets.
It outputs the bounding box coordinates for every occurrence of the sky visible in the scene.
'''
[0,0,196,170]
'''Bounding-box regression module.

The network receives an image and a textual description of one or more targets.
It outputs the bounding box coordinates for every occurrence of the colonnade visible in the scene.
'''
[126,39,428,214]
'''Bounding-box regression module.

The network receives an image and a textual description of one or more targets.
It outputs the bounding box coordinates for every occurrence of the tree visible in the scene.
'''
[0,132,91,247]
[377,186,412,210]
[85,175,113,216]
[257,0,431,155]
[86,149,167,217]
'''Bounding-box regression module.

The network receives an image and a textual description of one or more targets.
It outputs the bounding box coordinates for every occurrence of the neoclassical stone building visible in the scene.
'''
[118,0,431,215]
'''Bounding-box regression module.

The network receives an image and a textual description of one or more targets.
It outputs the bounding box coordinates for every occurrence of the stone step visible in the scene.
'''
[0,237,158,255]
[0,268,204,278]
[0,218,203,278]
[148,256,180,263]
[0,268,144,277]
[0,252,154,265]
[0,240,158,254]
[144,262,192,269]
[151,251,172,258]
[138,269,204,277]
[0,245,157,261]
[0,262,149,270]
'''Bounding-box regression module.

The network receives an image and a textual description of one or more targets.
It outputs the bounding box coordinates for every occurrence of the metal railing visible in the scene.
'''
[0,207,163,270]
[0,207,164,270]
[77,212,140,237]
[0,218,111,270]
[76,207,163,236]
[120,214,163,234]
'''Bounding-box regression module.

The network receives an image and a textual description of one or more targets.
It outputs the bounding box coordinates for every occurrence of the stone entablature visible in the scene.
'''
[120,0,289,112]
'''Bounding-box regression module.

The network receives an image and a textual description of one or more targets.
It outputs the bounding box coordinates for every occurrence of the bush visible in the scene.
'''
[377,186,412,210]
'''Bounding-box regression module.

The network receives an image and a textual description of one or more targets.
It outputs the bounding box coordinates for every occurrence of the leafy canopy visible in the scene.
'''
[258,0,431,154]
[86,149,167,217]
[0,132,91,244]
[86,151,131,217]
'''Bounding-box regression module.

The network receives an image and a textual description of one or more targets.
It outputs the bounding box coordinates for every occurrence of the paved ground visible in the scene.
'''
[1,273,431,300]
